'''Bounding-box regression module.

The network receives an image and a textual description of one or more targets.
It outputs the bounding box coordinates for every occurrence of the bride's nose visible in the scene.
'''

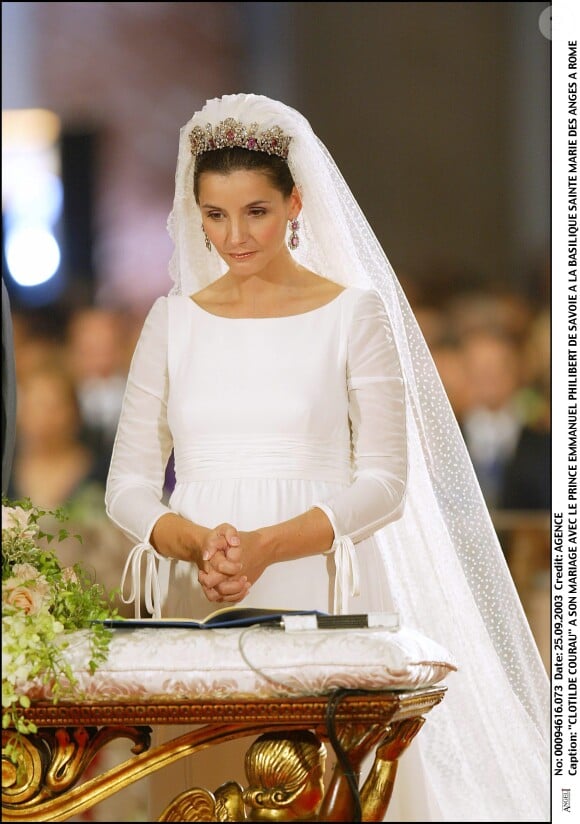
[227,217,249,245]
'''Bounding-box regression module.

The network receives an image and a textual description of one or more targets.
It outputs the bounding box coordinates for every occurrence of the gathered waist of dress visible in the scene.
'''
[173,435,352,482]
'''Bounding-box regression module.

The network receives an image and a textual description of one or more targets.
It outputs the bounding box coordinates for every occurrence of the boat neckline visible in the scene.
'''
[186,286,351,320]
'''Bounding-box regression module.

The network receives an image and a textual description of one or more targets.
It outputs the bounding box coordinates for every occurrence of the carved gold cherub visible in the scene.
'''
[158,730,326,822]
[158,718,423,822]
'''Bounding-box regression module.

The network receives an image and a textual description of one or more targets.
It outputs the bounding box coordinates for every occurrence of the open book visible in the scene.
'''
[100,606,400,631]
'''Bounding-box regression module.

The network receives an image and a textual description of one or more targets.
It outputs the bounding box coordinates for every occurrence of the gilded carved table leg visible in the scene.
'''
[319,717,426,822]
[2,690,445,822]
[2,725,150,820]
[359,717,426,821]
[157,720,423,823]
[3,722,289,822]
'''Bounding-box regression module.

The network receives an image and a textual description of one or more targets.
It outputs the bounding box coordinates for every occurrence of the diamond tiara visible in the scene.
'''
[189,117,291,160]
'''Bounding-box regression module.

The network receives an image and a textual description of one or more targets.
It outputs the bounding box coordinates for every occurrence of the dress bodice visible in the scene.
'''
[166,292,353,483]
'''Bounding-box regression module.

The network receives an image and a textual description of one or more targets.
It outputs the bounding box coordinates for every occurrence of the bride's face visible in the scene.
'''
[198,169,300,273]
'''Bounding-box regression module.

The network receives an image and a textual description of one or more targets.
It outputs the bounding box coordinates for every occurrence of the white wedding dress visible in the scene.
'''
[106,282,548,821]
[106,285,407,621]
[106,285,439,819]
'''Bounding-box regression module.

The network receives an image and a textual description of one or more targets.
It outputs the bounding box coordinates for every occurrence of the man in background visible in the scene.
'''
[2,277,17,495]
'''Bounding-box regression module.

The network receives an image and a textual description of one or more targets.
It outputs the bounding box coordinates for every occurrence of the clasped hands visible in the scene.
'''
[150,514,267,604]
[198,523,264,603]
[151,508,332,604]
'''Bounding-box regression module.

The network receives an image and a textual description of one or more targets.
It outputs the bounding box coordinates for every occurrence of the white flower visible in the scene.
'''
[12,563,44,582]
[1,505,37,538]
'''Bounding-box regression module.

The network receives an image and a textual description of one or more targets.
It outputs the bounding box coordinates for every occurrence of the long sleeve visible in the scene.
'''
[314,289,407,545]
[105,297,174,544]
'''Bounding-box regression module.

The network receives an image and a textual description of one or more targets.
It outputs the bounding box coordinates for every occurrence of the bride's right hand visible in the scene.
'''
[150,514,240,567]
[150,514,249,602]
[198,525,251,602]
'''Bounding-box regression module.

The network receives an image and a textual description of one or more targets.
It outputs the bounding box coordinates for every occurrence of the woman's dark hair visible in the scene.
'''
[193,147,295,203]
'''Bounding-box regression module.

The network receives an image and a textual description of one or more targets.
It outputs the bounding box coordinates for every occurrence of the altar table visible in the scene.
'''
[2,623,456,822]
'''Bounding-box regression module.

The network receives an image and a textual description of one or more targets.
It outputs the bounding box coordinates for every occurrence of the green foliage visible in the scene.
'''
[2,497,118,762]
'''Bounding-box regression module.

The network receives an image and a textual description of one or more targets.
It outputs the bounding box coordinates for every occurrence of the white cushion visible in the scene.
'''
[25,625,457,703]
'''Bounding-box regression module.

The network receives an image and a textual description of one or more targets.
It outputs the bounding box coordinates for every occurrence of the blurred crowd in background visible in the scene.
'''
[5,300,142,616]
[4,268,551,628]
[409,278,550,514]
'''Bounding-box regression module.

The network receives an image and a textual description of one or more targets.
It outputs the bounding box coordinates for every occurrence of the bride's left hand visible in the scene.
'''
[198,531,268,602]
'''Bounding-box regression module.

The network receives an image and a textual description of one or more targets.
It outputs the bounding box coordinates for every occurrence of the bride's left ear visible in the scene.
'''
[289,186,303,219]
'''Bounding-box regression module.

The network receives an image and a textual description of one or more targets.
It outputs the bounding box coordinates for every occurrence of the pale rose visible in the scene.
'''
[2,582,48,615]
[9,566,50,594]
[3,570,50,611]
[1,505,37,537]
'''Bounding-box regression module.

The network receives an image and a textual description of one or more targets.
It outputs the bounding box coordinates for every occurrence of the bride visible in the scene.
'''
[105,93,549,821]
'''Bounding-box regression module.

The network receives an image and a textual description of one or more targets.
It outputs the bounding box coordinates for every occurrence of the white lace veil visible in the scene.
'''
[167,93,549,821]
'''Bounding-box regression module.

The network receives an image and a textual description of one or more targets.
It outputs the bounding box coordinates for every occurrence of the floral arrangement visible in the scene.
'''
[2,497,117,759]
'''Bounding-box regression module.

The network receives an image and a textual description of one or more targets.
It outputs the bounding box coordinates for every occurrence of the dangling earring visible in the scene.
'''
[287,218,300,251]
[201,225,212,252]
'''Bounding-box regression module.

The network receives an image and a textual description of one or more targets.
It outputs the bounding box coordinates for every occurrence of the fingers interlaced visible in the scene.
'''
[199,524,248,604]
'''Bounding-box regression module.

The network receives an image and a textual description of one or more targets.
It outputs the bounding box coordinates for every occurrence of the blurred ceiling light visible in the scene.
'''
[2,108,61,150]
[2,109,62,210]
[5,225,61,287]
[2,108,64,295]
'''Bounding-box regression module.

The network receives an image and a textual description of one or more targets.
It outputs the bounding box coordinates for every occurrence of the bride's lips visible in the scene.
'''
[229,251,256,260]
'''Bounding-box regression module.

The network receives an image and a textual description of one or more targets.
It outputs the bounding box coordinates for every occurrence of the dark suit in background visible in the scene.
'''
[2,278,17,495]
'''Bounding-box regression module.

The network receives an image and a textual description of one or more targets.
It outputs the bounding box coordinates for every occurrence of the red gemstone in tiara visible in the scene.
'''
[189,118,291,160]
